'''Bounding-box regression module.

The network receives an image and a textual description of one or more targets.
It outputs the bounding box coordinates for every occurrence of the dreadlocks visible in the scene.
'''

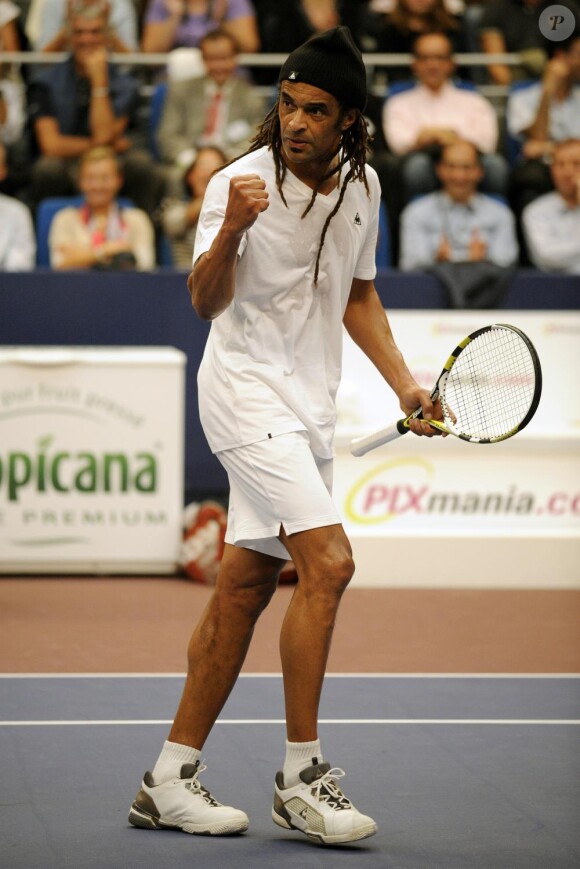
[220,96,371,285]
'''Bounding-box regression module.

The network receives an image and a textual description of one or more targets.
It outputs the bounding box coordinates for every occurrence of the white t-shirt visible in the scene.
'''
[194,146,380,458]
[0,194,36,270]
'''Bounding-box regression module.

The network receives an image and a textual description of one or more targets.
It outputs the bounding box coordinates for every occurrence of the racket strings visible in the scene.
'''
[442,329,537,439]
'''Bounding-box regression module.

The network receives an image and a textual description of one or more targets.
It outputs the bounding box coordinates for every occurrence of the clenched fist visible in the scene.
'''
[224,174,269,234]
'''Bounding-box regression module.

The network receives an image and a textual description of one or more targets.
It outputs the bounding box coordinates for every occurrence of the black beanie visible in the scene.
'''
[278,26,367,111]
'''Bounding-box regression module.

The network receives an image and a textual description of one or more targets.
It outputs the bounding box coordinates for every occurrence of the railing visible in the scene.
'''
[0,50,524,99]
[0,50,525,65]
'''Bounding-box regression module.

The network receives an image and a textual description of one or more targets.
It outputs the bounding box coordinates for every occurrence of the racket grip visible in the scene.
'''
[349,419,408,457]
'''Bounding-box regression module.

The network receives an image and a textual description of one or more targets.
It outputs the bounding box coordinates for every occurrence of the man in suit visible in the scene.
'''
[157,28,266,196]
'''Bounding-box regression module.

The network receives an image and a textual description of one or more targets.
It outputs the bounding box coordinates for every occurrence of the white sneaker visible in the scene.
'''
[272,762,378,845]
[128,761,249,835]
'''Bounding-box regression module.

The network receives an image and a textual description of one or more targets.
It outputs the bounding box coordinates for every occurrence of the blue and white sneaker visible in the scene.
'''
[272,761,377,845]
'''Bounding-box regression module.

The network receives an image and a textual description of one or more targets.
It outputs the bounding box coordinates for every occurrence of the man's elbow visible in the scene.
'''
[192,295,217,320]
[187,272,216,320]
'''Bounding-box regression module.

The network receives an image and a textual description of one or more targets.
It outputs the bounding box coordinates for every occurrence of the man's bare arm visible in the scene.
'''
[187,174,269,320]
[343,278,441,436]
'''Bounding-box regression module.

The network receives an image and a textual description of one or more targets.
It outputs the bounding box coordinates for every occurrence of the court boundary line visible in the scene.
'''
[1,673,579,679]
[1,718,579,726]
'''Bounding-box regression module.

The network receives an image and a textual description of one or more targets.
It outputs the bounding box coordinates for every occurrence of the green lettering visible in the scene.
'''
[81,511,105,525]
[75,453,97,492]
[134,453,157,492]
[103,454,129,492]
[144,511,167,524]
[8,453,32,501]
[51,453,70,493]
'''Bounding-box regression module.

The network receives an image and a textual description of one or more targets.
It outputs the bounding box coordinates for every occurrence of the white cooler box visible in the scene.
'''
[0,347,186,574]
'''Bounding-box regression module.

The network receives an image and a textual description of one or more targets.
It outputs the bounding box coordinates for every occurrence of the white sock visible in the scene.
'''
[282,738,323,787]
[151,740,202,785]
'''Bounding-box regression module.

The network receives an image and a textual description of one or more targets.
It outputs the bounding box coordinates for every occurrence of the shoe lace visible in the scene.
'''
[184,761,220,807]
[311,767,353,811]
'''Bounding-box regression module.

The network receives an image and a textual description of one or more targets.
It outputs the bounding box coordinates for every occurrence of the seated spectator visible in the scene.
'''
[48,145,156,269]
[400,141,518,269]
[522,138,580,274]
[507,31,580,217]
[141,0,260,54]
[0,142,36,269]
[0,2,30,195]
[156,28,265,194]
[26,0,139,52]
[256,0,339,50]
[370,0,467,81]
[0,66,28,196]
[479,0,580,85]
[161,144,226,268]
[1,0,20,49]
[384,32,508,201]
[0,64,25,151]
[26,0,165,217]
[252,0,368,82]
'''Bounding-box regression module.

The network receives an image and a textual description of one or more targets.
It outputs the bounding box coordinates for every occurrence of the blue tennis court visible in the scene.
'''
[1,674,579,869]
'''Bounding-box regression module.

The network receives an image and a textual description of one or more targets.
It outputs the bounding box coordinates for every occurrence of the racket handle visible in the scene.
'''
[349,419,408,457]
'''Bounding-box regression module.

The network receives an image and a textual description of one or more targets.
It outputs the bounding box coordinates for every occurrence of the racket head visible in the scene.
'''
[437,323,542,443]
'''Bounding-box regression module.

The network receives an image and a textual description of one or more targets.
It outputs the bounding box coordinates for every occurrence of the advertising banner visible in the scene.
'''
[336,310,580,441]
[334,438,580,533]
[334,311,579,585]
[0,348,185,574]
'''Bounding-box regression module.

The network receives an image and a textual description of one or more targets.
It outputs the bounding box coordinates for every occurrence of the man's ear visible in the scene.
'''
[341,109,358,132]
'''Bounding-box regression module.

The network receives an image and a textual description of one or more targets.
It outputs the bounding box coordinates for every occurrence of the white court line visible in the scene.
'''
[0,673,579,679]
[1,719,579,726]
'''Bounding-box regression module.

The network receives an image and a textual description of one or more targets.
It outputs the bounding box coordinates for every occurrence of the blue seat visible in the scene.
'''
[376,200,391,268]
[156,231,174,267]
[36,196,133,267]
[148,82,168,160]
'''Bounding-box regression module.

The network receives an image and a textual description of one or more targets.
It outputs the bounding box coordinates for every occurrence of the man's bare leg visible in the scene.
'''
[278,524,354,742]
[272,525,377,844]
[169,543,285,748]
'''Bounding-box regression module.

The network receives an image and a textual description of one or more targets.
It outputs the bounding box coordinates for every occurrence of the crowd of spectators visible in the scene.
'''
[0,0,579,282]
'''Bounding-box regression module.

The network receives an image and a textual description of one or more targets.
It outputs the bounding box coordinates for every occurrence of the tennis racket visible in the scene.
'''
[350,323,542,457]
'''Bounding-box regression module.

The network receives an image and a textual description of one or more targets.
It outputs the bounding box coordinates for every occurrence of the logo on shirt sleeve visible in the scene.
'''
[354,213,362,225]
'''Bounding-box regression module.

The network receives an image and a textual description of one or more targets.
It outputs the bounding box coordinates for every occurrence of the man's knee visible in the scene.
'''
[300,546,355,597]
[325,551,355,593]
[216,559,281,618]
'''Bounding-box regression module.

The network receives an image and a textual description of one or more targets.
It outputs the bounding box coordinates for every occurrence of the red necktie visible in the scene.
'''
[203,90,222,137]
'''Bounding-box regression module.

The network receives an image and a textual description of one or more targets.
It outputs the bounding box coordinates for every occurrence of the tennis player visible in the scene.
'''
[129,26,441,845]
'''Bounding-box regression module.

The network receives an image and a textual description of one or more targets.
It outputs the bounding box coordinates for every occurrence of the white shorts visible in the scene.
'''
[215,431,341,560]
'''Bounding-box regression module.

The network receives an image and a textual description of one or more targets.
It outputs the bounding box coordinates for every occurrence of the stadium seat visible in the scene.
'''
[36,196,133,267]
[148,82,168,160]
[376,200,391,268]
[156,231,174,267]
